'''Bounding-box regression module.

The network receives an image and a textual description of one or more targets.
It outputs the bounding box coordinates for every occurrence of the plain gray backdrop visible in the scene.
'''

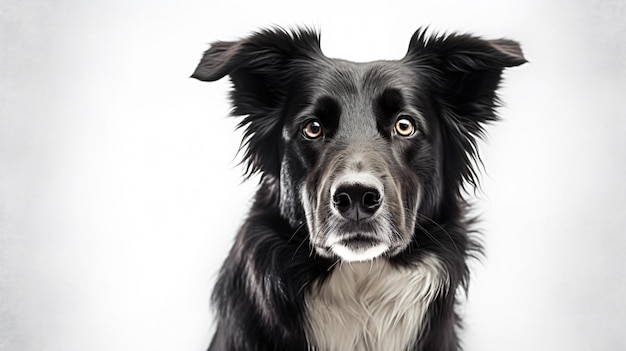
[1,0,625,350]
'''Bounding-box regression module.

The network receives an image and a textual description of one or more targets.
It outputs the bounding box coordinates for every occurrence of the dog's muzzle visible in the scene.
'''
[327,173,391,261]
[326,176,390,261]
[303,143,417,263]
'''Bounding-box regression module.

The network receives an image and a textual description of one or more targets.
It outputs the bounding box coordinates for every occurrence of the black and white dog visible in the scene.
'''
[192,27,525,351]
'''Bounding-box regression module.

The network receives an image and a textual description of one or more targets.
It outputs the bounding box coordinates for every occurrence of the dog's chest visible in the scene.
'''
[305,256,448,351]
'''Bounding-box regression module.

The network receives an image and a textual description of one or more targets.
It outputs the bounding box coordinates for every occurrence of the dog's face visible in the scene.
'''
[192,28,525,262]
[285,60,438,261]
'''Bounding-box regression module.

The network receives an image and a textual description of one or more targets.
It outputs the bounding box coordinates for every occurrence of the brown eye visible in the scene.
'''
[303,120,323,139]
[394,117,415,137]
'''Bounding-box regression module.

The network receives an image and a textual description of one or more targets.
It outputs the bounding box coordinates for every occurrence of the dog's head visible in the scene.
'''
[193,28,525,262]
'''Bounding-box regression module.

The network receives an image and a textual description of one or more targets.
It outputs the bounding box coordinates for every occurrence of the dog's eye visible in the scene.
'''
[394,117,415,137]
[303,120,323,140]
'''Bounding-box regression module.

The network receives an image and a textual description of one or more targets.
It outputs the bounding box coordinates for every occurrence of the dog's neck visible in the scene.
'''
[305,255,449,351]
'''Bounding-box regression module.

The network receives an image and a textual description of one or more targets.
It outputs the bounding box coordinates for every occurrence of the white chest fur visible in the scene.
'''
[305,256,448,351]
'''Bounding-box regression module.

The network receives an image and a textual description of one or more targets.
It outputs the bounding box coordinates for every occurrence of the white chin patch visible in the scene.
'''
[331,243,389,262]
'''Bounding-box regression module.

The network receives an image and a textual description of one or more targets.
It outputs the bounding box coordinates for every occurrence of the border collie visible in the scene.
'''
[192,27,525,351]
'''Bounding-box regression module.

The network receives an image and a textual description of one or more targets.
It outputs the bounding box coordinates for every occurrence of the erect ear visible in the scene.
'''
[192,27,322,178]
[405,29,526,121]
[404,29,527,189]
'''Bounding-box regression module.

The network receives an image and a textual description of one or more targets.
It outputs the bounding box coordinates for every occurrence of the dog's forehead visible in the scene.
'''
[309,59,418,138]
[312,59,415,95]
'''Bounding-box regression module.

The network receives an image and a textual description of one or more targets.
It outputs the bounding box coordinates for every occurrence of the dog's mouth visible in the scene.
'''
[322,233,391,262]
[338,234,378,248]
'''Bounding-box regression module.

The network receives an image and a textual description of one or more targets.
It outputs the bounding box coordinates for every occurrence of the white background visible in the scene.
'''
[1,0,625,350]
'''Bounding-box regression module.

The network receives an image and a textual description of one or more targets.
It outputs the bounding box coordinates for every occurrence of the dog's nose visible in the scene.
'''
[332,184,382,221]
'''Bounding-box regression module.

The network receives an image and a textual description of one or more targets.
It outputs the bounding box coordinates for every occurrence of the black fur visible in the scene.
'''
[192,27,525,351]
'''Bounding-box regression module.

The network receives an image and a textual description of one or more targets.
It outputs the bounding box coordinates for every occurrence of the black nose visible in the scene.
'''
[332,184,382,221]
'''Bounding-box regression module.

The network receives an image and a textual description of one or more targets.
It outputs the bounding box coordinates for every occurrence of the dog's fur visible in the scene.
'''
[192,27,525,351]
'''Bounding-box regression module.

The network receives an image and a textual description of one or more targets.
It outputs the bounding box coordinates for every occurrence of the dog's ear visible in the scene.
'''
[192,28,322,178]
[404,29,526,189]
[405,29,526,122]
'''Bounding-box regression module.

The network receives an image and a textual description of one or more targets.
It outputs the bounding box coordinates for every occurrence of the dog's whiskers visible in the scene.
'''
[288,222,306,244]
[415,212,461,255]
[292,234,310,260]
[327,258,341,271]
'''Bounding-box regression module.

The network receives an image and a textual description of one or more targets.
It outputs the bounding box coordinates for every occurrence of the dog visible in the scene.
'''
[192,27,525,351]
